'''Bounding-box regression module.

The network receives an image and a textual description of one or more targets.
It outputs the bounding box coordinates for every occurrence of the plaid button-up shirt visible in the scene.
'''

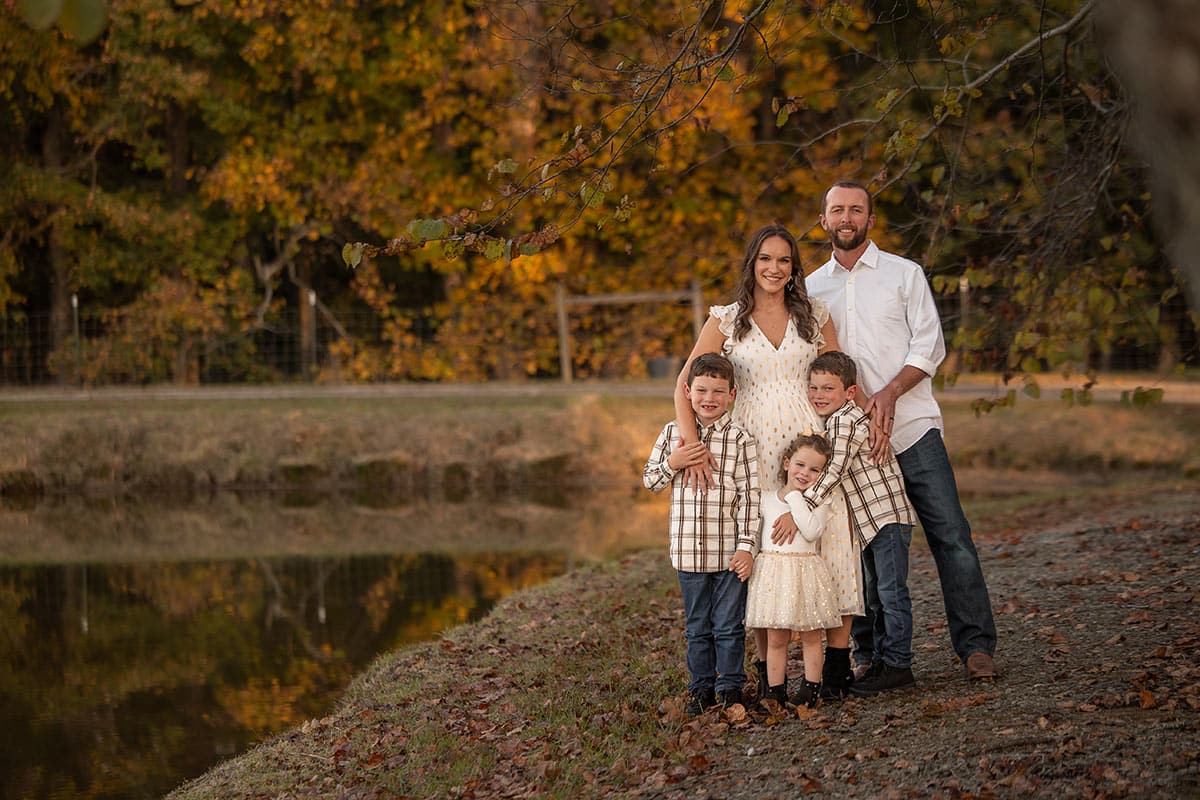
[643,412,760,573]
[804,401,915,547]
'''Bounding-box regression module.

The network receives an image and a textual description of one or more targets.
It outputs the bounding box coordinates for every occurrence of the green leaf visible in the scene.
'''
[1060,388,1074,407]
[408,218,448,241]
[876,89,900,112]
[20,0,63,30]
[341,242,364,268]
[441,239,464,259]
[776,107,790,128]
[483,238,505,261]
[58,0,106,43]
[716,65,735,82]
[1023,381,1041,399]
[518,243,539,256]
[580,185,604,208]
[495,159,519,175]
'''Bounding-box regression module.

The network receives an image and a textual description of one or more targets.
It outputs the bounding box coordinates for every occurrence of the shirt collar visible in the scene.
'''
[825,240,880,274]
[697,411,733,435]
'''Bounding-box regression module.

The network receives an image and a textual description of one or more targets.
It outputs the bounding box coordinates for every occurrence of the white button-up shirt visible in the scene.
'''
[805,240,946,454]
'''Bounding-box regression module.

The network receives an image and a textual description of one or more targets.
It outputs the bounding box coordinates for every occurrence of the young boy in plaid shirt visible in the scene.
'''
[643,353,760,715]
[805,351,917,697]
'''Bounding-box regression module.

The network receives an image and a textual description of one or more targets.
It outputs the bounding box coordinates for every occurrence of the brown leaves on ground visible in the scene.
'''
[170,484,1200,800]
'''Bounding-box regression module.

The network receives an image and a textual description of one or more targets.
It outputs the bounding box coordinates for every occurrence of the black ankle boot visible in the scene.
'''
[763,682,789,707]
[789,677,822,708]
[753,659,769,700]
[821,647,854,700]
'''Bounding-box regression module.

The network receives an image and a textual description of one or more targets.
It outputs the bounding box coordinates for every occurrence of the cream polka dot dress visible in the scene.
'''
[711,301,864,617]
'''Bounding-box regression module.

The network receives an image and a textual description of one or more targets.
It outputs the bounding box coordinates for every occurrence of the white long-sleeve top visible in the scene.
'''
[758,489,834,555]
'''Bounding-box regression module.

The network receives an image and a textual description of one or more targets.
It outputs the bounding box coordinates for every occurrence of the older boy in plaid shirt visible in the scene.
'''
[644,353,760,715]
[805,351,917,697]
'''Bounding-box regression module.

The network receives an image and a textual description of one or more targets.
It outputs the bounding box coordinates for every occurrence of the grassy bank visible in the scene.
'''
[3,390,1199,500]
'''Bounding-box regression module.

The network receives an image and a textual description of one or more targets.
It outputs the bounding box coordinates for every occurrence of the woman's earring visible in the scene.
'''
[786,276,795,292]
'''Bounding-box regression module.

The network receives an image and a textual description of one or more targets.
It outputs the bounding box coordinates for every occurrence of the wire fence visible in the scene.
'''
[0,290,1192,387]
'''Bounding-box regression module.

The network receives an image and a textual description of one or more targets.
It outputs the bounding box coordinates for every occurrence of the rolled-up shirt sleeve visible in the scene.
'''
[903,266,946,377]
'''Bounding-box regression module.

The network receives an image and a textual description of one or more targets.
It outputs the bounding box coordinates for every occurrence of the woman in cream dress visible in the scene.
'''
[673,224,864,697]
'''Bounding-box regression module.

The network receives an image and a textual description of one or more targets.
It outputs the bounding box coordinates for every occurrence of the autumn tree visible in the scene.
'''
[4,0,1194,383]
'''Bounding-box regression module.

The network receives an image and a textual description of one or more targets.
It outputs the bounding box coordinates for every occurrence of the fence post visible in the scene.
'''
[71,293,81,386]
[957,275,969,372]
[306,290,318,377]
[555,282,572,383]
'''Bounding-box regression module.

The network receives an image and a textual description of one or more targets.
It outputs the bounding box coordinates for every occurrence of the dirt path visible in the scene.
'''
[652,485,1200,799]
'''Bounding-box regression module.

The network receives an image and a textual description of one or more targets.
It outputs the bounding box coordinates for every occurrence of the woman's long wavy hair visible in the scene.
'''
[730,224,816,342]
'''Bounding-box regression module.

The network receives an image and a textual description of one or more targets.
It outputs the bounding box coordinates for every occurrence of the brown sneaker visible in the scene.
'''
[965,652,998,681]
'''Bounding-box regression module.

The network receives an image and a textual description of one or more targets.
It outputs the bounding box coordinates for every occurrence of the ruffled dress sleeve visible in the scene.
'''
[709,302,739,340]
[809,296,830,348]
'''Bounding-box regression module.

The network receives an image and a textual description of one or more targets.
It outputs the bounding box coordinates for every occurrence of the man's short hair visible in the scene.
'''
[809,351,858,389]
[687,352,736,389]
[823,180,873,217]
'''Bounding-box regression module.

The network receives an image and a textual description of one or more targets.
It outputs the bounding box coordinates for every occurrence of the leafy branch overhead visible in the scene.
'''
[3,0,1193,384]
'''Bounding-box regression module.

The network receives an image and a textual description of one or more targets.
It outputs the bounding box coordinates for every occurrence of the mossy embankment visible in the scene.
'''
[4,387,1197,566]
[2,388,1197,504]
[0,393,672,502]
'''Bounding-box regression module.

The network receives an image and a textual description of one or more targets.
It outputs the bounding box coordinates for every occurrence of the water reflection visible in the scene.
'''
[0,491,665,800]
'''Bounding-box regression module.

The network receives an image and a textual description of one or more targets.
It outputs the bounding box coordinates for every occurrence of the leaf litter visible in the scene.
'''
[168,482,1200,799]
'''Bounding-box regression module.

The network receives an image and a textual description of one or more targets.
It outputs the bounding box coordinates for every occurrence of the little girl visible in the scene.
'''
[745,434,842,708]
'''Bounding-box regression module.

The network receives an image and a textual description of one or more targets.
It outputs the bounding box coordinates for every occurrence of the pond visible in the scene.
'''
[0,491,665,800]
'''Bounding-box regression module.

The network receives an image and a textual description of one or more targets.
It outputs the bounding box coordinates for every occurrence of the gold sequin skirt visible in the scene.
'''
[745,552,843,632]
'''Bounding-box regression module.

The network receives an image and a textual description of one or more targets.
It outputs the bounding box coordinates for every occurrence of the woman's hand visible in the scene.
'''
[770,512,799,545]
[673,439,716,493]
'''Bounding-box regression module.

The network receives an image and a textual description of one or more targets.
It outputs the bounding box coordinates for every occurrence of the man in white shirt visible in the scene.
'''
[806,180,998,683]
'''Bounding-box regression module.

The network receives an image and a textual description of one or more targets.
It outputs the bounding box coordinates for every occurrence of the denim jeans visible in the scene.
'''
[855,523,914,668]
[895,428,997,661]
[677,569,747,694]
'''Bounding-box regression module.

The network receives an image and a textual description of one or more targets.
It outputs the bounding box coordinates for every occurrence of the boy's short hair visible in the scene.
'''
[778,433,832,485]
[809,351,857,389]
[687,352,736,389]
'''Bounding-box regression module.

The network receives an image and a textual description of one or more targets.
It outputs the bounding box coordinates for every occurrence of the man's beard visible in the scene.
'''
[831,226,867,251]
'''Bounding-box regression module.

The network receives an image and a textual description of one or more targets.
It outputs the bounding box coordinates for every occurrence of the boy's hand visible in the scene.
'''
[729,550,753,582]
[771,512,799,545]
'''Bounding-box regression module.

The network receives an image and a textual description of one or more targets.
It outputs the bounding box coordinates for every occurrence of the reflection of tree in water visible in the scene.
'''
[0,550,567,800]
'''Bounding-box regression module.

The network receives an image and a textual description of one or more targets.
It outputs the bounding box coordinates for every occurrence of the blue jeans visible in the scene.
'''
[856,523,914,668]
[677,570,747,694]
[894,428,996,661]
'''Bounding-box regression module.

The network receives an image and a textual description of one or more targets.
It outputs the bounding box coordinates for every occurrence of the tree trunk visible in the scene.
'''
[1095,0,1200,317]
